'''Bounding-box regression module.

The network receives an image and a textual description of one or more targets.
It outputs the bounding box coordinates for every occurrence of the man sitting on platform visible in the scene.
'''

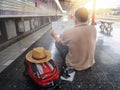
[51,7,96,71]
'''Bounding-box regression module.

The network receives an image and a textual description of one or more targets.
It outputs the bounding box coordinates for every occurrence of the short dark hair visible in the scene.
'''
[75,7,88,22]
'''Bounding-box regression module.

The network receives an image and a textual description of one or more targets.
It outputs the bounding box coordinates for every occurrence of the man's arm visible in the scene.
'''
[51,30,62,44]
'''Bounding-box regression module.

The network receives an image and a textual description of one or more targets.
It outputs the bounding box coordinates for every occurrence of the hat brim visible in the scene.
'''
[26,50,51,63]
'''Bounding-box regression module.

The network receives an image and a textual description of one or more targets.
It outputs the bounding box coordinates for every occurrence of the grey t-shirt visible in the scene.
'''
[61,24,96,71]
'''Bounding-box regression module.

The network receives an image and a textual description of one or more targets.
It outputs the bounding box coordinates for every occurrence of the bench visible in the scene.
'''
[99,20,113,35]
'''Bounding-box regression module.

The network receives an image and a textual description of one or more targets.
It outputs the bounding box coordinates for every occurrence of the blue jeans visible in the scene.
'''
[55,42,75,74]
[55,42,68,60]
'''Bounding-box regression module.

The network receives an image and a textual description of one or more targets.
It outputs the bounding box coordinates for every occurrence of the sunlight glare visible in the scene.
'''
[85,0,120,10]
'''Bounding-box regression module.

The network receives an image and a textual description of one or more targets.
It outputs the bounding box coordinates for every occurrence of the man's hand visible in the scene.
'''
[51,29,56,37]
[50,29,61,44]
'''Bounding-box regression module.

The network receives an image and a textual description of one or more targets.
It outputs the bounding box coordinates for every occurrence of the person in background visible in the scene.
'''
[51,7,96,71]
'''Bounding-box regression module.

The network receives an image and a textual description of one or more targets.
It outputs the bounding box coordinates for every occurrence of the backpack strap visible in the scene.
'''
[49,59,56,68]
[46,61,54,70]
[31,63,37,74]
[31,63,41,78]
[36,63,44,74]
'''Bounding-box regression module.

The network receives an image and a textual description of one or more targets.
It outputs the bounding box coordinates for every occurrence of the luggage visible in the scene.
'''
[23,59,60,89]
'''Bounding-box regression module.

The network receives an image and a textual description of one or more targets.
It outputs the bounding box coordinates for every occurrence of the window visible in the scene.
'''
[35,2,38,7]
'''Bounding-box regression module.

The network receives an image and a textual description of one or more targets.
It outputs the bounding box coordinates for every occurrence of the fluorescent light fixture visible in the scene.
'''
[54,0,67,13]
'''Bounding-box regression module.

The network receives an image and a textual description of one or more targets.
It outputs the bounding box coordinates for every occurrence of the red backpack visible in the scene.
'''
[24,59,60,88]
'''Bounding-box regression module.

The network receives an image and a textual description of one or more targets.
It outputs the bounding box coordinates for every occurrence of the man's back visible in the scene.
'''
[61,25,96,70]
[51,7,97,71]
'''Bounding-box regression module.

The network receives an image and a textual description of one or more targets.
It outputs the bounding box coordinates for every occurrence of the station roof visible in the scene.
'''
[59,0,92,11]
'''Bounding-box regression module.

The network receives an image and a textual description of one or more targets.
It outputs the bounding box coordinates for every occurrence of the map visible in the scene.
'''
[52,20,74,35]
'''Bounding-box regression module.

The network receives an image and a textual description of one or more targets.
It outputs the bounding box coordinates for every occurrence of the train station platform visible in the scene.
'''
[0,18,120,90]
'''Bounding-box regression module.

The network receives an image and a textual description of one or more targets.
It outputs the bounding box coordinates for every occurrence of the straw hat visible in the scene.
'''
[26,47,51,63]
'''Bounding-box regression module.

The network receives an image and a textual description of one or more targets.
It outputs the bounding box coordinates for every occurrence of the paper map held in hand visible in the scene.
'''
[52,20,74,35]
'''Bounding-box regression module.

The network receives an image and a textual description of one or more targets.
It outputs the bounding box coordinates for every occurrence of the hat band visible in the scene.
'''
[32,56,47,60]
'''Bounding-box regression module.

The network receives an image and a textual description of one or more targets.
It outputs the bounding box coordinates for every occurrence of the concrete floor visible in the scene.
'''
[0,24,51,73]
[0,20,120,90]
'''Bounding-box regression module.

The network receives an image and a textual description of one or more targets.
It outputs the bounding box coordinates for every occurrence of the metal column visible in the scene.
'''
[91,0,96,25]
